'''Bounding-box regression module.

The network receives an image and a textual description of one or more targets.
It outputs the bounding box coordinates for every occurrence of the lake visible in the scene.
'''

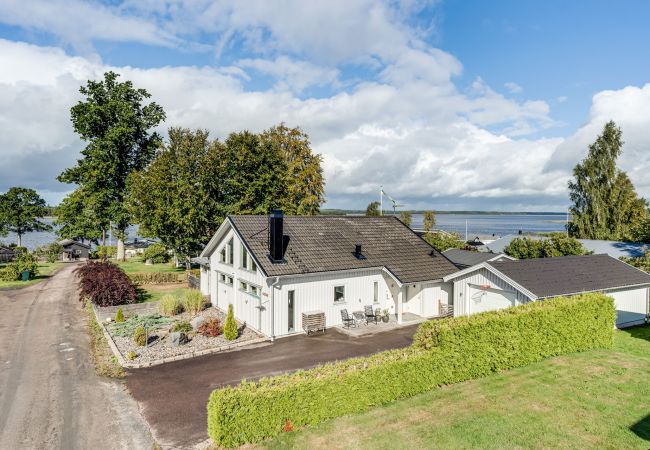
[1,213,568,251]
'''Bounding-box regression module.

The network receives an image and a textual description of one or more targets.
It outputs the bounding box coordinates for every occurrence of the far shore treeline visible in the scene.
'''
[2,73,650,264]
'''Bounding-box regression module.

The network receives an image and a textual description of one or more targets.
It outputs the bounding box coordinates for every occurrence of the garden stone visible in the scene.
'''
[190,316,205,330]
[170,331,188,346]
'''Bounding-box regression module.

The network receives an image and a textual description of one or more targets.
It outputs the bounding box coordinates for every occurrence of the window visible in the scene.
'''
[373,281,379,303]
[218,273,225,282]
[217,273,233,286]
[226,238,234,265]
[250,285,260,297]
[226,276,233,285]
[239,281,248,292]
[288,290,295,332]
[334,285,345,303]
[219,246,226,263]
[240,244,258,272]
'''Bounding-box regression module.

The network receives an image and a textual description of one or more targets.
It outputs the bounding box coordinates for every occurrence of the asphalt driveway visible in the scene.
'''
[126,324,418,449]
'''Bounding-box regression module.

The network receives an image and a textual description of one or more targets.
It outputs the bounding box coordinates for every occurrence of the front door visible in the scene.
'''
[288,290,295,332]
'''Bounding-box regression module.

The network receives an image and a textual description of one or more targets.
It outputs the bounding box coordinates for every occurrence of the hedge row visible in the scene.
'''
[207,293,615,447]
[127,271,186,285]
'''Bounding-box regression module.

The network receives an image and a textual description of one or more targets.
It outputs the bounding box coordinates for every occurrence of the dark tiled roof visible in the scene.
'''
[59,239,91,249]
[488,254,650,298]
[230,215,459,283]
[442,248,502,268]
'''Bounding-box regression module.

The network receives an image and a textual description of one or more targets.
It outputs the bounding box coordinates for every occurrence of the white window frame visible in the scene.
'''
[334,285,345,304]
[373,281,379,304]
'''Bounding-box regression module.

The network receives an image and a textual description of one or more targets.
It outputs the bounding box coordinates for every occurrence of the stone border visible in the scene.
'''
[91,304,269,369]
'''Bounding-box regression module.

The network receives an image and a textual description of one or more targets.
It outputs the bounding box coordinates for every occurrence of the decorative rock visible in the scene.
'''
[105,317,113,323]
[170,331,189,347]
[190,316,205,330]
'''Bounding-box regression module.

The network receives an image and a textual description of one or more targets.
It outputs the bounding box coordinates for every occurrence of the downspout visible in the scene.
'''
[270,276,280,342]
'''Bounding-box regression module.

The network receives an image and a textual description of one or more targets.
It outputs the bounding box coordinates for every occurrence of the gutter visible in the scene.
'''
[269,276,281,342]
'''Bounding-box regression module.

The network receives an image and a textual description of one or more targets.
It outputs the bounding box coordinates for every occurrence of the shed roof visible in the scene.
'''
[59,239,91,249]
[442,248,506,268]
[228,215,459,283]
[487,254,650,298]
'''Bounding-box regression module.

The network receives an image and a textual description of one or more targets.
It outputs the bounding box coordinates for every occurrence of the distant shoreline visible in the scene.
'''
[320,210,566,216]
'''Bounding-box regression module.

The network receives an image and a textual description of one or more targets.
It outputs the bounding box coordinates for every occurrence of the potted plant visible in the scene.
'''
[382,309,390,323]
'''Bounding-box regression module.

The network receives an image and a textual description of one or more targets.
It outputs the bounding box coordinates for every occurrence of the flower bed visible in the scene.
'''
[103,305,265,366]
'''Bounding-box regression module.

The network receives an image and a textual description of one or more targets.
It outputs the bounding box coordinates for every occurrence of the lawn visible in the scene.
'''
[137,284,191,303]
[0,262,63,289]
[115,259,184,274]
[263,326,650,449]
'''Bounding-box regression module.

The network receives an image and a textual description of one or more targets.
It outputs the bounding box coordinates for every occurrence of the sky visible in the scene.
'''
[1,0,649,212]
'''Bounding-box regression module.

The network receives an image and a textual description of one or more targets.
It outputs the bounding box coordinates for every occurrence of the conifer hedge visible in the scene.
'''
[207,293,616,447]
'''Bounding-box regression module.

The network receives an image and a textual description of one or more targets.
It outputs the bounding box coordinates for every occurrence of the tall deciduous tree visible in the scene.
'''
[399,211,412,227]
[261,124,325,215]
[366,201,380,216]
[54,187,106,244]
[0,187,51,247]
[58,71,166,260]
[423,210,436,232]
[128,128,222,262]
[569,121,647,240]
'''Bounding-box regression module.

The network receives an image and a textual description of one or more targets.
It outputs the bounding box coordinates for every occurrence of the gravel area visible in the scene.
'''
[108,306,263,364]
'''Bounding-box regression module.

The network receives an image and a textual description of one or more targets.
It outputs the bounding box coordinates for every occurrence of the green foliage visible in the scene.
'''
[43,242,63,263]
[422,211,436,232]
[399,211,412,227]
[183,289,206,315]
[365,201,380,216]
[0,187,51,246]
[83,302,124,378]
[207,293,615,447]
[127,125,325,260]
[94,246,117,260]
[158,294,183,316]
[107,314,173,337]
[0,251,40,281]
[631,218,650,243]
[620,250,650,272]
[504,233,588,259]
[171,321,193,333]
[569,121,648,240]
[223,304,238,341]
[132,325,147,347]
[54,186,105,244]
[128,271,185,284]
[126,350,137,361]
[423,231,469,252]
[115,307,125,323]
[142,243,170,264]
[58,71,166,250]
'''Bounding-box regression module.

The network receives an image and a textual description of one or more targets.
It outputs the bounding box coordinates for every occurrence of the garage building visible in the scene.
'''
[443,254,650,328]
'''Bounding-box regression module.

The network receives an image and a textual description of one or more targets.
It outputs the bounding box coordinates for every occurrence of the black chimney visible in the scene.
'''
[269,210,284,262]
[353,244,365,260]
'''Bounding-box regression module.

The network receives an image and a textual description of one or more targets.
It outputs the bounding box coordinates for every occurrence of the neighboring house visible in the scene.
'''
[0,246,15,263]
[443,254,650,328]
[124,238,156,259]
[199,212,458,338]
[483,233,648,259]
[59,239,91,261]
[442,248,514,270]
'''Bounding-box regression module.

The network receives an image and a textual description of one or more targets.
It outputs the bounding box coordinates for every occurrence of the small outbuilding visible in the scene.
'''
[0,246,15,263]
[444,254,650,328]
[59,239,91,261]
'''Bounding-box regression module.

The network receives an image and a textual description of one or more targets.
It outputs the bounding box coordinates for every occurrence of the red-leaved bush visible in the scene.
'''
[75,261,138,307]
[198,318,223,337]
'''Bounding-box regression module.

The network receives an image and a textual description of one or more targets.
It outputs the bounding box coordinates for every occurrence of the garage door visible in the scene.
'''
[606,287,649,328]
[468,285,517,315]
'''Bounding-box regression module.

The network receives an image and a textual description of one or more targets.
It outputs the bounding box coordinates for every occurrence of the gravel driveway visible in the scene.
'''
[0,263,153,449]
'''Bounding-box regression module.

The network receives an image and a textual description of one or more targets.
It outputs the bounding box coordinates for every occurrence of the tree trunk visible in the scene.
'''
[102,228,106,247]
[116,238,125,261]
[17,233,22,247]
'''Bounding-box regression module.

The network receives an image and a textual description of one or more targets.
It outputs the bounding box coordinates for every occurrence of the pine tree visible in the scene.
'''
[568,121,647,240]
[224,304,238,341]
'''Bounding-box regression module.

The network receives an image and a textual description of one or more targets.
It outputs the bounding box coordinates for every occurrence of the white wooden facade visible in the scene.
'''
[201,221,452,338]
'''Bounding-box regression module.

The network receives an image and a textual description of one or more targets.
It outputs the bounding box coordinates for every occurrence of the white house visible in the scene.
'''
[443,254,650,328]
[198,212,459,338]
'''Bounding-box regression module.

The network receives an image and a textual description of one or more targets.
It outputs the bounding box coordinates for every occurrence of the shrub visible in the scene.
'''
[75,261,138,307]
[132,325,147,347]
[128,272,185,284]
[158,294,183,316]
[115,308,125,323]
[504,233,588,259]
[126,350,137,361]
[198,318,223,337]
[0,251,39,281]
[172,321,193,333]
[35,242,63,263]
[223,304,238,341]
[207,293,615,447]
[95,245,117,260]
[142,243,170,264]
[108,314,173,337]
[183,289,206,315]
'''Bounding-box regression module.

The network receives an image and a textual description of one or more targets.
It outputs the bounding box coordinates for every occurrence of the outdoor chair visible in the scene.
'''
[364,305,378,325]
[340,309,356,328]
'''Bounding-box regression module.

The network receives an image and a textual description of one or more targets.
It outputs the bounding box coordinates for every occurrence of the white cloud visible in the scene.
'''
[557,95,568,103]
[504,81,523,94]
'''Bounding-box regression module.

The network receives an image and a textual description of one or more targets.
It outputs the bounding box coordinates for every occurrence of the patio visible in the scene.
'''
[337,312,430,336]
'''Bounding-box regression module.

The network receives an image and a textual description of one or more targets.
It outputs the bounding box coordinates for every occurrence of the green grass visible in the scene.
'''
[115,259,184,274]
[262,326,650,450]
[137,285,191,303]
[0,262,63,289]
[83,301,124,378]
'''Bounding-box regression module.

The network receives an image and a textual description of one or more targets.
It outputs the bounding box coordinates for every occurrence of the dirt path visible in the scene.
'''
[0,263,153,450]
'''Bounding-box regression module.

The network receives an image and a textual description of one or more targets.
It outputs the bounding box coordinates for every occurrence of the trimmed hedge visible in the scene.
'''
[207,293,615,447]
[127,271,185,285]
